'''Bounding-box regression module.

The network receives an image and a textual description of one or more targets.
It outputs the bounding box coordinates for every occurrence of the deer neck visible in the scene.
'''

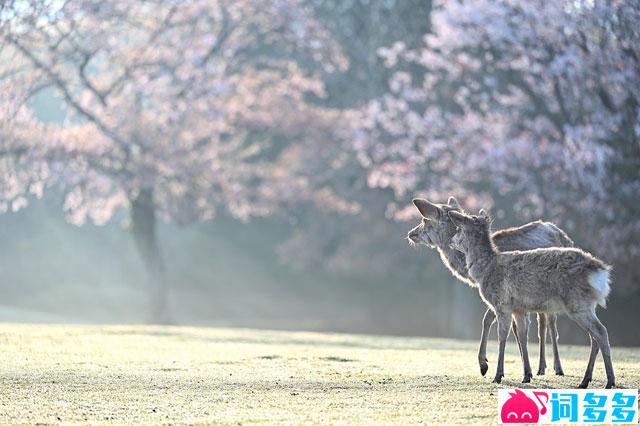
[431,238,479,287]
[436,243,472,282]
[464,231,497,286]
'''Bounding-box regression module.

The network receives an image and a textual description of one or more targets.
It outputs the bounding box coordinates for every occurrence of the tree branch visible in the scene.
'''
[0,144,126,178]
[79,50,107,106]
[7,36,130,153]
[103,5,178,98]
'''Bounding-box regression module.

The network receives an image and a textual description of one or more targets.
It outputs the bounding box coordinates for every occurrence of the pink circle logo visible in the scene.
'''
[501,390,548,423]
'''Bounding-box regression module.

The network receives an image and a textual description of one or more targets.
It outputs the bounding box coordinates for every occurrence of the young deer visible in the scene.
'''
[448,209,614,388]
[408,197,571,379]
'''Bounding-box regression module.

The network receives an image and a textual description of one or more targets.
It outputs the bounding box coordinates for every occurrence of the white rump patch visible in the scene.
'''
[588,268,611,308]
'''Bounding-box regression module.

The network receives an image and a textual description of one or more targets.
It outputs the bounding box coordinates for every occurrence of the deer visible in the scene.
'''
[448,209,614,388]
[408,197,572,380]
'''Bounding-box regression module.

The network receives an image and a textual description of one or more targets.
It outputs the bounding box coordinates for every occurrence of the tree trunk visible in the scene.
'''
[130,189,171,324]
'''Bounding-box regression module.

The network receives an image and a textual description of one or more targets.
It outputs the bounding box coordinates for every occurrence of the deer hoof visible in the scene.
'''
[522,374,532,383]
[480,361,489,376]
[578,379,591,389]
[492,374,503,384]
[555,368,564,376]
[605,381,615,389]
[536,367,546,376]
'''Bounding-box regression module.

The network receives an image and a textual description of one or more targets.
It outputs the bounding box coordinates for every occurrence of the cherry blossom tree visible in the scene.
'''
[0,0,348,321]
[356,0,640,291]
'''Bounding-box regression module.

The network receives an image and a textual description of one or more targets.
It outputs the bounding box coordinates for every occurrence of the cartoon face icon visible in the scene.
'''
[501,390,548,423]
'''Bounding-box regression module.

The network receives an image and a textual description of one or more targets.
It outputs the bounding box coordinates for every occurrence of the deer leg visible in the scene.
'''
[513,312,533,383]
[478,308,495,376]
[493,311,511,384]
[591,316,616,388]
[548,313,564,375]
[525,313,533,378]
[511,314,532,376]
[572,310,614,388]
[578,334,599,389]
[536,313,547,375]
[570,312,598,388]
[510,318,528,381]
[511,318,523,360]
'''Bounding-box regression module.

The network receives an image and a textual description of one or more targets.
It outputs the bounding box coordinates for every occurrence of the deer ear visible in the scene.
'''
[447,196,461,210]
[412,198,442,219]
[477,208,493,224]
[448,210,470,227]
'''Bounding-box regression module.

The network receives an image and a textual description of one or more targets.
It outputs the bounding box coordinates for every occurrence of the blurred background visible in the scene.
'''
[1,1,639,345]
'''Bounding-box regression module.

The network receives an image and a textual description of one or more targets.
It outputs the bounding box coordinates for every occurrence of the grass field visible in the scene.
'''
[0,324,638,424]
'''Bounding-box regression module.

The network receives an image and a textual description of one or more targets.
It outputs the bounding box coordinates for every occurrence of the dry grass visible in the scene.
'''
[0,324,638,424]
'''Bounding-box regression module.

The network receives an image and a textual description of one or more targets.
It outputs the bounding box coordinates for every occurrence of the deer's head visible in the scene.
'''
[407,196,463,249]
[448,209,492,254]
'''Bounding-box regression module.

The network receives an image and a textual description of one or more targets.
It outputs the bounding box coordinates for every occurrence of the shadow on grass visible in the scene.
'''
[96,326,482,353]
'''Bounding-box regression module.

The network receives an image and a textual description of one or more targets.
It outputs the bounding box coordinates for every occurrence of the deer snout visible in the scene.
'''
[408,229,421,244]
